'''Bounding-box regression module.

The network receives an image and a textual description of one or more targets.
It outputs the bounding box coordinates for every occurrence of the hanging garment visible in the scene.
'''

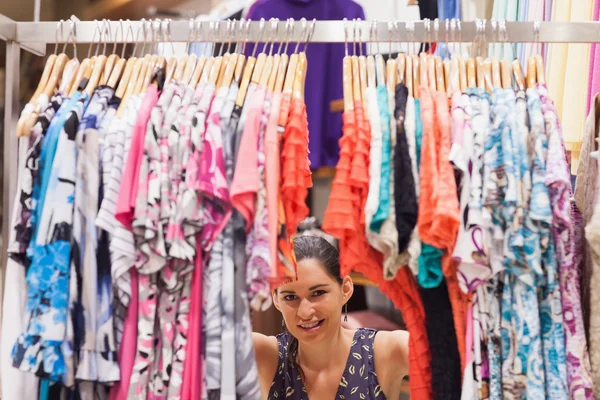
[246,0,366,169]
[72,86,121,383]
[1,138,40,400]
[539,84,592,398]
[547,0,594,173]
[404,93,421,277]
[13,91,90,384]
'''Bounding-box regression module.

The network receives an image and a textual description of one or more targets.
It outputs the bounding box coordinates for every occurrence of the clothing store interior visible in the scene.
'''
[4,0,600,399]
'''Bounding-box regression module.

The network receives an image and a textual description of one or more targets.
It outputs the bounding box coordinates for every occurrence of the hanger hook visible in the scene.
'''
[304,18,316,52]
[352,19,357,56]
[235,18,244,54]
[532,20,540,58]
[434,18,439,46]
[55,19,64,55]
[293,18,306,54]
[88,19,101,58]
[450,18,456,55]
[262,18,273,56]
[113,19,122,55]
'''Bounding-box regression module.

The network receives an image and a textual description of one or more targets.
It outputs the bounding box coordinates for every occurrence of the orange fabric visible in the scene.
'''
[281,97,312,238]
[323,103,433,400]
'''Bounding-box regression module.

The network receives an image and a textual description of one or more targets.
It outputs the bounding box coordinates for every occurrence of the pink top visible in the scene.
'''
[588,0,600,113]
[115,85,160,229]
[181,247,203,400]
[265,92,282,278]
[230,87,267,231]
[109,269,139,400]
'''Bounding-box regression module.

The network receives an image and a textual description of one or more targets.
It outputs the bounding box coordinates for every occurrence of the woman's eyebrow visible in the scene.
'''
[279,290,296,294]
[308,284,330,290]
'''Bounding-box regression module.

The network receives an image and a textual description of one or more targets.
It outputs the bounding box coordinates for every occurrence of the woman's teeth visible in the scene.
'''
[300,321,320,329]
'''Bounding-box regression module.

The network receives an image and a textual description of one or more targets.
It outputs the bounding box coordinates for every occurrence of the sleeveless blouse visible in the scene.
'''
[268,328,386,399]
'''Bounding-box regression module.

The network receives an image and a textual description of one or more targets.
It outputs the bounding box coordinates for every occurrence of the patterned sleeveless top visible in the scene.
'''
[268,328,387,399]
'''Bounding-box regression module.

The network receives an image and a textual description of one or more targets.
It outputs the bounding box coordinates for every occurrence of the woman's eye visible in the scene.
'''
[283,295,298,301]
[312,290,326,297]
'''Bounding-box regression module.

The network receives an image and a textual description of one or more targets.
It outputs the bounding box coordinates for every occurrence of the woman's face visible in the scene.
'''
[273,258,353,344]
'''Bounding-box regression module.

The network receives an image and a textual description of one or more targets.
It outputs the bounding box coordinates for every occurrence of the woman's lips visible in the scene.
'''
[297,319,324,333]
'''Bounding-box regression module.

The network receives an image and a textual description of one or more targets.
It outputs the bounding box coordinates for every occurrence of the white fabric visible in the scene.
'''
[364,87,383,234]
[1,138,40,400]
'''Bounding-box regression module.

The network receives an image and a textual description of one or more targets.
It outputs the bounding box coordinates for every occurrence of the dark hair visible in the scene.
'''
[281,235,343,374]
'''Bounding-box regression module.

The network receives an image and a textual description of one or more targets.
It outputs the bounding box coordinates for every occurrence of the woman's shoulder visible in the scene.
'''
[252,332,281,356]
[372,330,410,378]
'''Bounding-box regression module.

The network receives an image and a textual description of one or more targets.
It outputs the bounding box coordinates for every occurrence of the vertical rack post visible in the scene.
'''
[1,41,21,323]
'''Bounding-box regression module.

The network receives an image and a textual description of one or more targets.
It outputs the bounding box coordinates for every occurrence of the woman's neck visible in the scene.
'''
[296,328,354,371]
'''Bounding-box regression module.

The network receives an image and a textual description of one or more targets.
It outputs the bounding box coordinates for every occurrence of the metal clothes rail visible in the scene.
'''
[2,15,600,278]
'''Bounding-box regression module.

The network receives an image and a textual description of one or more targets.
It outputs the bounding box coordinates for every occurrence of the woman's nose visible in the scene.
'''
[297,298,315,320]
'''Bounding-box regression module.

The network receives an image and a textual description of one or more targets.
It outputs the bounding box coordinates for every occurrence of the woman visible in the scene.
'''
[253,236,410,399]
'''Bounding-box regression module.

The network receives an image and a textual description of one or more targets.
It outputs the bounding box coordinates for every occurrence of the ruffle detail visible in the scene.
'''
[76,349,120,383]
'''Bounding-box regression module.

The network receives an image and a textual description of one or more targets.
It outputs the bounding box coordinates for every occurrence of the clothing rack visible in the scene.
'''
[2,15,600,273]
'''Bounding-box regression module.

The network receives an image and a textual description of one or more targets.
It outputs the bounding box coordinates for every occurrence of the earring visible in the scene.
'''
[344,303,348,322]
[281,319,286,332]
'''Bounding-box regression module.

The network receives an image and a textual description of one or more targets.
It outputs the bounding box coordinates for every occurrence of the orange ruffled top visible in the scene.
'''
[323,101,433,400]
[281,96,313,239]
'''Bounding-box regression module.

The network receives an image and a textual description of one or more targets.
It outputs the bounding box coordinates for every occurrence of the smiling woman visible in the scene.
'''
[252,236,409,400]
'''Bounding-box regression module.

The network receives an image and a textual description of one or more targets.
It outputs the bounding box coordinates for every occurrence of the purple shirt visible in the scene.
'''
[246,0,366,169]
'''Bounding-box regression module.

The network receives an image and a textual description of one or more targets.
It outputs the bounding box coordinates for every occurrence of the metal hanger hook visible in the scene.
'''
[55,19,64,55]
[293,18,307,54]
[88,20,101,58]
[343,18,349,57]
[304,18,316,52]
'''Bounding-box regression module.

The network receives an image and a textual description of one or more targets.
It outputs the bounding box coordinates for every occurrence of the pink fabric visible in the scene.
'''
[265,92,282,278]
[181,245,202,400]
[115,85,160,229]
[588,0,600,113]
[230,87,267,231]
[109,269,139,400]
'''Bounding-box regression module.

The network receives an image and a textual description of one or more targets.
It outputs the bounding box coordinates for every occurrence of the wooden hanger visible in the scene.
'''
[448,55,459,94]
[535,54,546,86]
[443,59,450,92]
[85,54,108,96]
[358,55,368,106]
[259,50,274,87]
[435,56,445,93]
[189,55,207,88]
[352,55,362,103]
[101,53,118,86]
[116,56,144,117]
[491,56,501,89]
[483,59,493,93]
[200,56,215,84]
[375,54,386,87]
[292,51,308,101]
[397,53,406,84]
[366,55,377,88]
[115,56,137,99]
[142,54,159,92]
[467,57,476,88]
[475,56,484,89]
[412,55,420,98]
[236,52,257,106]
[181,54,198,85]
[512,59,526,92]
[419,52,428,89]
[166,56,178,83]
[274,53,287,93]
[500,59,512,89]
[343,54,354,112]
[173,54,188,82]
[526,56,537,89]
[386,57,396,95]
[40,53,69,99]
[405,54,413,97]
[29,55,57,105]
[209,54,224,85]
[427,55,436,90]
[106,57,125,89]
[458,56,467,92]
